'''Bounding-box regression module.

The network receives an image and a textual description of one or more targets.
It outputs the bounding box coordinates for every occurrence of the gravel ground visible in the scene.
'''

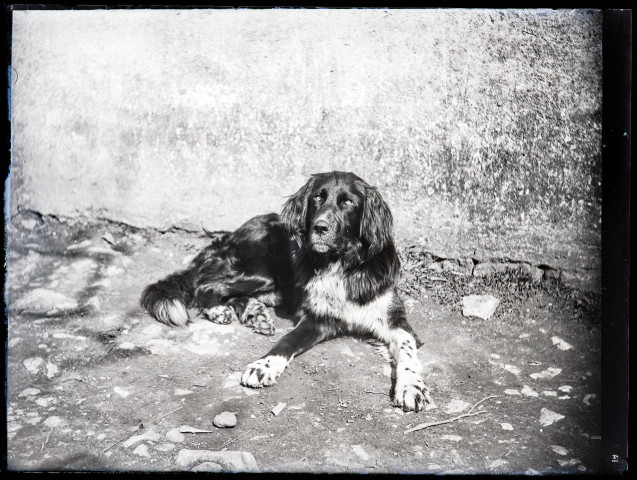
[5,212,602,473]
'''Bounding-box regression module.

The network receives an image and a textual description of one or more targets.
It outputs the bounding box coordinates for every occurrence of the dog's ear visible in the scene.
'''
[358,183,394,257]
[281,176,316,236]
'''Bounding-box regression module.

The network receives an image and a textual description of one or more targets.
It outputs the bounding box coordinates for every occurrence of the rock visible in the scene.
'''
[133,444,150,457]
[551,336,573,351]
[19,388,41,397]
[551,445,569,456]
[539,408,565,426]
[352,445,371,461]
[23,357,45,374]
[213,412,237,428]
[166,428,185,443]
[14,288,78,315]
[521,385,539,397]
[175,449,258,472]
[530,367,562,380]
[192,462,224,472]
[500,423,514,431]
[461,295,500,320]
[472,262,495,277]
[43,416,63,428]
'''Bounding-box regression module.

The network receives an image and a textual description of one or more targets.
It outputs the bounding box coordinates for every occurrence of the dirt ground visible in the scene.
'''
[5,212,602,474]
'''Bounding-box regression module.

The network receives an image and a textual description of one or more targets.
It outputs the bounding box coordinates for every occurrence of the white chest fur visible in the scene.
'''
[303,263,394,340]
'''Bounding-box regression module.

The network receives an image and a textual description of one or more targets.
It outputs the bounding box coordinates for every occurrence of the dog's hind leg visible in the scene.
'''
[194,276,279,334]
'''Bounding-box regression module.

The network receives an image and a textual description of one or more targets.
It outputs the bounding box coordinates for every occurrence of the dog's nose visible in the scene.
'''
[312,220,329,235]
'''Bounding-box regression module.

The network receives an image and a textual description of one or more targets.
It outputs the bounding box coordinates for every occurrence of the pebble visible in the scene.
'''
[461,294,500,320]
[166,428,185,443]
[551,445,569,455]
[539,408,565,426]
[19,388,41,397]
[133,444,150,457]
[44,416,63,428]
[23,357,45,374]
[176,449,258,471]
[352,445,370,461]
[192,462,224,472]
[213,412,237,428]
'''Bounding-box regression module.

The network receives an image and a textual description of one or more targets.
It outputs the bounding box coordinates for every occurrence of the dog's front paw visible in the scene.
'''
[240,299,275,336]
[240,355,288,388]
[393,375,435,412]
[201,305,238,325]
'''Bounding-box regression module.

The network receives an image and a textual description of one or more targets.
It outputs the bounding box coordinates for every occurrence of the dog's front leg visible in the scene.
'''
[241,316,332,388]
[388,327,435,412]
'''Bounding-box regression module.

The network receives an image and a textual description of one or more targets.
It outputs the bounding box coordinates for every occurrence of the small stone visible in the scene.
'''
[23,357,45,374]
[521,385,539,397]
[539,408,565,426]
[461,295,500,320]
[166,428,185,443]
[551,336,573,351]
[44,416,63,428]
[352,445,371,461]
[551,445,569,456]
[175,449,258,471]
[19,388,41,397]
[500,423,514,431]
[133,444,150,457]
[213,412,237,428]
[530,367,562,380]
[192,462,224,472]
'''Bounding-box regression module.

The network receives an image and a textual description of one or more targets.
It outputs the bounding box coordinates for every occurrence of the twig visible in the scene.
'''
[100,427,141,455]
[403,395,499,435]
[221,428,254,448]
[149,406,183,425]
[403,409,487,434]
[364,390,390,396]
[97,344,115,362]
[41,428,53,452]
[467,395,499,414]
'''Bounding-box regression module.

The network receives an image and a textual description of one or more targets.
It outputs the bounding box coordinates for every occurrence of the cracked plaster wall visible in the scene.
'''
[9,9,602,290]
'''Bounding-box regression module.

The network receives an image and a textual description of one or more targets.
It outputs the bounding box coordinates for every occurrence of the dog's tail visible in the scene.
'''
[141,271,194,327]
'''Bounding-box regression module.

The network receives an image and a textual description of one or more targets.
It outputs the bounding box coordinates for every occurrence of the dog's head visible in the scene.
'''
[281,171,394,259]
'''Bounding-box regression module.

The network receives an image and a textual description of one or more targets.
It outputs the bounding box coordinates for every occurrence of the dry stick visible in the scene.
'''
[149,406,183,425]
[403,395,499,435]
[41,428,53,452]
[221,428,254,448]
[100,427,141,456]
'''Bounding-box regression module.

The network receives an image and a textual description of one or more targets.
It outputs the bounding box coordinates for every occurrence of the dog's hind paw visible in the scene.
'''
[201,305,238,325]
[240,299,276,336]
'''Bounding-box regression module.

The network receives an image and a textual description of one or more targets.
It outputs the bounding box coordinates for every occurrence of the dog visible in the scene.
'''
[141,171,433,412]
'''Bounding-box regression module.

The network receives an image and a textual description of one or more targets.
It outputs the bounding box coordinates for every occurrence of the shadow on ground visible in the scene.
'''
[5,212,601,473]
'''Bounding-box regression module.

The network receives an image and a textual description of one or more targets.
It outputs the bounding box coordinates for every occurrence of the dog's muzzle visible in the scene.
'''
[309,215,339,253]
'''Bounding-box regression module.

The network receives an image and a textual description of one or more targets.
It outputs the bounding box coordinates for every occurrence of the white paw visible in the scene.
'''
[240,299,275,336]
[202,305,237,325]
[240,355,288,388]
[393,370,434,412]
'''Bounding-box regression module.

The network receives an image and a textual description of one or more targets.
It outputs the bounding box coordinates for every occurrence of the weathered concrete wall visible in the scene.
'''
[9,9,602,289]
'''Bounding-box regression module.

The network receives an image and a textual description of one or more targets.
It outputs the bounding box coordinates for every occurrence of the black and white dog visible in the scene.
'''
[141,171,433,412]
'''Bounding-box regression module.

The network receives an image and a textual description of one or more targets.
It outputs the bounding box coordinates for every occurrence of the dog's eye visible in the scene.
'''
[341,198,353,206]
[313,194,323,204]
